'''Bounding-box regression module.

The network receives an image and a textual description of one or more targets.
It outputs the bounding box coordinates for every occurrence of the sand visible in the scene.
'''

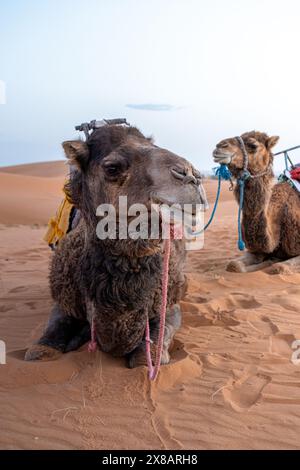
[0,162,300,450]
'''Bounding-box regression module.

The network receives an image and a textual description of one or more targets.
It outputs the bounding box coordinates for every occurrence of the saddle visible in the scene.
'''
[290,166,300,182]
[281,164,300,194]
[43,195,76,249]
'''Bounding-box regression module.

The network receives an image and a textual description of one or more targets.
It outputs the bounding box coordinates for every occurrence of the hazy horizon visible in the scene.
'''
[1,0,300,172]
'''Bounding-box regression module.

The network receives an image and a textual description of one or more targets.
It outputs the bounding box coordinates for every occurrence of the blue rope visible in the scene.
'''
[188,163,248,251]
[188,164,231,236]
[236,170,250,251]
[202,164,228,231]
[237,179,246,251]
[215,163,232,182]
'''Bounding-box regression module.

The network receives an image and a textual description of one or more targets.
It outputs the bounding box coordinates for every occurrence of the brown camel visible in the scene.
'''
[25,124,208,367]
[213,131,300,273]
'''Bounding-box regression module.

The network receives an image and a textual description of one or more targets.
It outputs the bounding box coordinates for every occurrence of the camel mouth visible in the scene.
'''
[150,198,206,233]
[151,196,184,209]
[150,196,209,215]
[213,150,235,164]
[150,197,205,215]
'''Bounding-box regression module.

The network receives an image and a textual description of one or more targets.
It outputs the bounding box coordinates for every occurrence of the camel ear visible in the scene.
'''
[266,136,279,150]
[248,137,258,145]
[62,140,89,170]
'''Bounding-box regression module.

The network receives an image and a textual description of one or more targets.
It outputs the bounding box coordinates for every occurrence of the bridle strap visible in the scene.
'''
[235,136,249,172]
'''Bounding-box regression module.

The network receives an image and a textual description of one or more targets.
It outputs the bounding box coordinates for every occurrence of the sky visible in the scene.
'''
[1,0,300,172]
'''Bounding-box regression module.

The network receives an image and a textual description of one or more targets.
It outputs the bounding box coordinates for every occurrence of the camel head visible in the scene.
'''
[62,125,208,237]
[213,131,279,178]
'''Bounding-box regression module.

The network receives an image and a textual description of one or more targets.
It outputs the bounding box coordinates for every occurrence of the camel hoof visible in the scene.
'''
[24,344,62,362]
[226,260,246,273]
[266,264,292,275]
[160,349,170,365]
[126,347,148,369]
[127,346,170,369]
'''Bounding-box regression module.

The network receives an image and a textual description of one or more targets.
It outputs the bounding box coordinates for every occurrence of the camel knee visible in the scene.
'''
[226,260,247,273]
[227,252,267,273]
[266,255,300,275]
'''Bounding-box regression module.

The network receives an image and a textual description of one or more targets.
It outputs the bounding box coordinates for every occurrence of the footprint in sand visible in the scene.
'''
[269,295,300,313]
[9,286,27,294]
[207,293,261,316]
[184,294,209,304]
[187,293,260,329]
[157,339,202,390]
[25,301,37,310]
[0,305,13,313]
[229,293,262,309]
[261,316,279,335]
[223,373,271,413]
[181,300,241,328]
[180,301,214,327]
[269,333,296,358]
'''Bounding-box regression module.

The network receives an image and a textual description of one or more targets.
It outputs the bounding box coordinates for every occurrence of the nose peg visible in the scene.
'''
[183,175,197,184]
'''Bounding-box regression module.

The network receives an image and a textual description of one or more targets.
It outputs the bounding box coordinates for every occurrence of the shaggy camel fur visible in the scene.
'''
[25,125,207,367]
[213,131,300,273]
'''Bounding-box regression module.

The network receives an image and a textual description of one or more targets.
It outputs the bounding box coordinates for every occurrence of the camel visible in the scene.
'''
[213,131,300,273]
[25,124,208,368]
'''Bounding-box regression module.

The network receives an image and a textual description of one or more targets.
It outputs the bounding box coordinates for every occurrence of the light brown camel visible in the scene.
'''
[213,131,300,273]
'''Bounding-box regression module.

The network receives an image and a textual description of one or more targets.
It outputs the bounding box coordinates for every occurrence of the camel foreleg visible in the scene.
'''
[266,255,300,275]
[127,303,182,369]
[226,252,272,273]
[25,304,90,361]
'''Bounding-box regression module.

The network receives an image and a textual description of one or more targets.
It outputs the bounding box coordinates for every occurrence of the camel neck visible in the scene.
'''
[235,174,274,216]
[83,228,161,259]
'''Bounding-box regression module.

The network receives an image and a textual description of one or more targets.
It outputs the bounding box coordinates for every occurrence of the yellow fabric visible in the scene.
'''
[44,196,74,246]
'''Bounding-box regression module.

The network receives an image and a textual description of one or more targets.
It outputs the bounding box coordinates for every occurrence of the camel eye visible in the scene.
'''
[247,143,257,151]
[106,165,118,175]
[103,162,122,178]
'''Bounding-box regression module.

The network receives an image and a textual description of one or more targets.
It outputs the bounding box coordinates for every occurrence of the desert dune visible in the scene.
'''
[0,161,300,449]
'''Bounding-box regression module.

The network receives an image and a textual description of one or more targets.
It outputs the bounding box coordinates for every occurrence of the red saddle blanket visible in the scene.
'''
[290,167,300,181]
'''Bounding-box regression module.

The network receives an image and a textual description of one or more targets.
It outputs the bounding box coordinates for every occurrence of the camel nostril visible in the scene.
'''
[171,167,187,181]
[171,167,200,186]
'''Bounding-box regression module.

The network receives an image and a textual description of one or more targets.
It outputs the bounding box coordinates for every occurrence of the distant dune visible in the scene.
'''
[0,161,66,225]
[0,160,67,178]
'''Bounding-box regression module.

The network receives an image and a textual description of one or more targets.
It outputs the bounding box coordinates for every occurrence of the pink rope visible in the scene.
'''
[88,223,176,382]
[145,225,172,380]
[88,316,98,353]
